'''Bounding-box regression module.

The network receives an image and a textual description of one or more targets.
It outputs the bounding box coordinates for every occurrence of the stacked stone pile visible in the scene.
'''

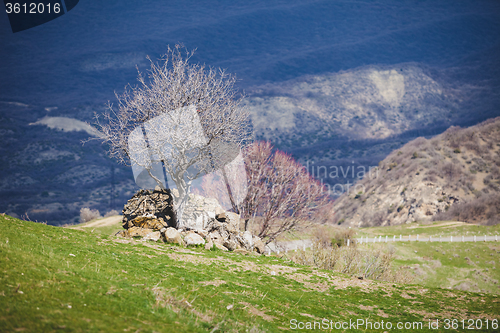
[117,187,266,254]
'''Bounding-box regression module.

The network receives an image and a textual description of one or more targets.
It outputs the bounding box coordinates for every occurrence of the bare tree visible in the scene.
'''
[94,45,250,227]
[199,141,332,243]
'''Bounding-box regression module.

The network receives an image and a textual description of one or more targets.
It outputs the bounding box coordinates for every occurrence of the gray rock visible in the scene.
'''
[184,232,205,246]
[223,239,237,251]
[204,239,214,250]
[164,227,184,245]
[253,236,266,254]
[225,212,242,230]
[143,231,161,242]
[242,231,254,250]
[122,188,175,228]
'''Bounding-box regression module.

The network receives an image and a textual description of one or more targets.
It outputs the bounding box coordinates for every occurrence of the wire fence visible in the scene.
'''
[263,234,499,255]
[357,234,499,243]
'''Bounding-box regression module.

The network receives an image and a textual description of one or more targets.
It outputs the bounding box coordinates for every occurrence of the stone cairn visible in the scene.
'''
[116,187,266,254]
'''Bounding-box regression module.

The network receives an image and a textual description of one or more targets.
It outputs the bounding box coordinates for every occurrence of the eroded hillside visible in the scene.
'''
[333,117,500,227]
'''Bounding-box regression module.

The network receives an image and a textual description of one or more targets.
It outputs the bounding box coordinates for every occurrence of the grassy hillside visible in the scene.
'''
[355,222,500,295]
[1,214,499,332]
[333,117,500,227]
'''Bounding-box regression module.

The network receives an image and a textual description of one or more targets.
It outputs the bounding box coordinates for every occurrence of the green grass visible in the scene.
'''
[1,214,499,332]
[359,241,500,295]
[355,221,500,238]
[353,221,500,294]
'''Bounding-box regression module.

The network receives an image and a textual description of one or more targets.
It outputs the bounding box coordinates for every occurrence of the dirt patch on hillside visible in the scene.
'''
[239,302,276,321]
[72,215,122,229]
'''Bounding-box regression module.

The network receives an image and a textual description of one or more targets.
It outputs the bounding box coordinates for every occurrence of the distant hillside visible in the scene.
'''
[247,63,468,145]
[333,117,500,227]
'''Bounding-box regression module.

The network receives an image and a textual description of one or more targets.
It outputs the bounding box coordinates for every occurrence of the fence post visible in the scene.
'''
[400,234,402,241]
[379,236,382,243]
[462,236,464,242]
[416,234,419,241]
[408,235,411,242]
[450,236,453,242]
[430,236,432,242]
[439,235,442,242]
[385,236,388,243]
[347,239,350,247]
[474,235,476,242]
[393,235,396,242]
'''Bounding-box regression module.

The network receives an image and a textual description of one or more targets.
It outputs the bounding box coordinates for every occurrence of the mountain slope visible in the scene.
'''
[333,117,500,227]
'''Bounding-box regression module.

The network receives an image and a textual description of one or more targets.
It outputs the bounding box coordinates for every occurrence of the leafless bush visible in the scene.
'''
[240,141,332,243]
[433,194,500,224]
[440,161,463,183]
[80,207,101,223]
[104,210,120,217]
[288,242,413,283]
[312,225,356,248]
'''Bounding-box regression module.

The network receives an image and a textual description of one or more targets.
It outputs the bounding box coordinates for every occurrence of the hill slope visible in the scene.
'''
[1,214,499,331]
[333,117,500,227]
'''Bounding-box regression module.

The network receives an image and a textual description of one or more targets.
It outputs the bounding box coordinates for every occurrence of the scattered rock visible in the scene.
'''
[242,231,253,250]
[205,239,214,250]
[118,191,263,253]
[163,227,184,245]
[253,236,266,254]
[120,226,155,238]
[184,232,205,246]
[126,216,167,230]
[223,239,237,251]
[143,231,161,242]
[214,242,229,251]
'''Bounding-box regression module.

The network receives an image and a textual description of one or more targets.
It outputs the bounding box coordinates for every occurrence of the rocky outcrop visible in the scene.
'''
[333,117,500,227]
[122,187,175,229]
[117,189,266,254]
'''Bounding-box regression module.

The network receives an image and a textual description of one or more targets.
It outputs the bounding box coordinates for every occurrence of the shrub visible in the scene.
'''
[287,241,413,283]
[80,208,101,223]
[104,210,120,217]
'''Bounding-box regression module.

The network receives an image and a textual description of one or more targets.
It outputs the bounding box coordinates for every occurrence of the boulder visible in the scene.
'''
[242,231,254,250]
[253,236,266,254]
[196,229,208,238]
[174,189,223,229]
[214,242,228,251]
[122,226,154,238]
[163,227,184,245]
[225,212,242,231]
[184,232,205,246]
[126,216,167,230]
[143,231,161,242]
[204,239,214,250]
[223,239,237,251]
[122,188,175,228]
